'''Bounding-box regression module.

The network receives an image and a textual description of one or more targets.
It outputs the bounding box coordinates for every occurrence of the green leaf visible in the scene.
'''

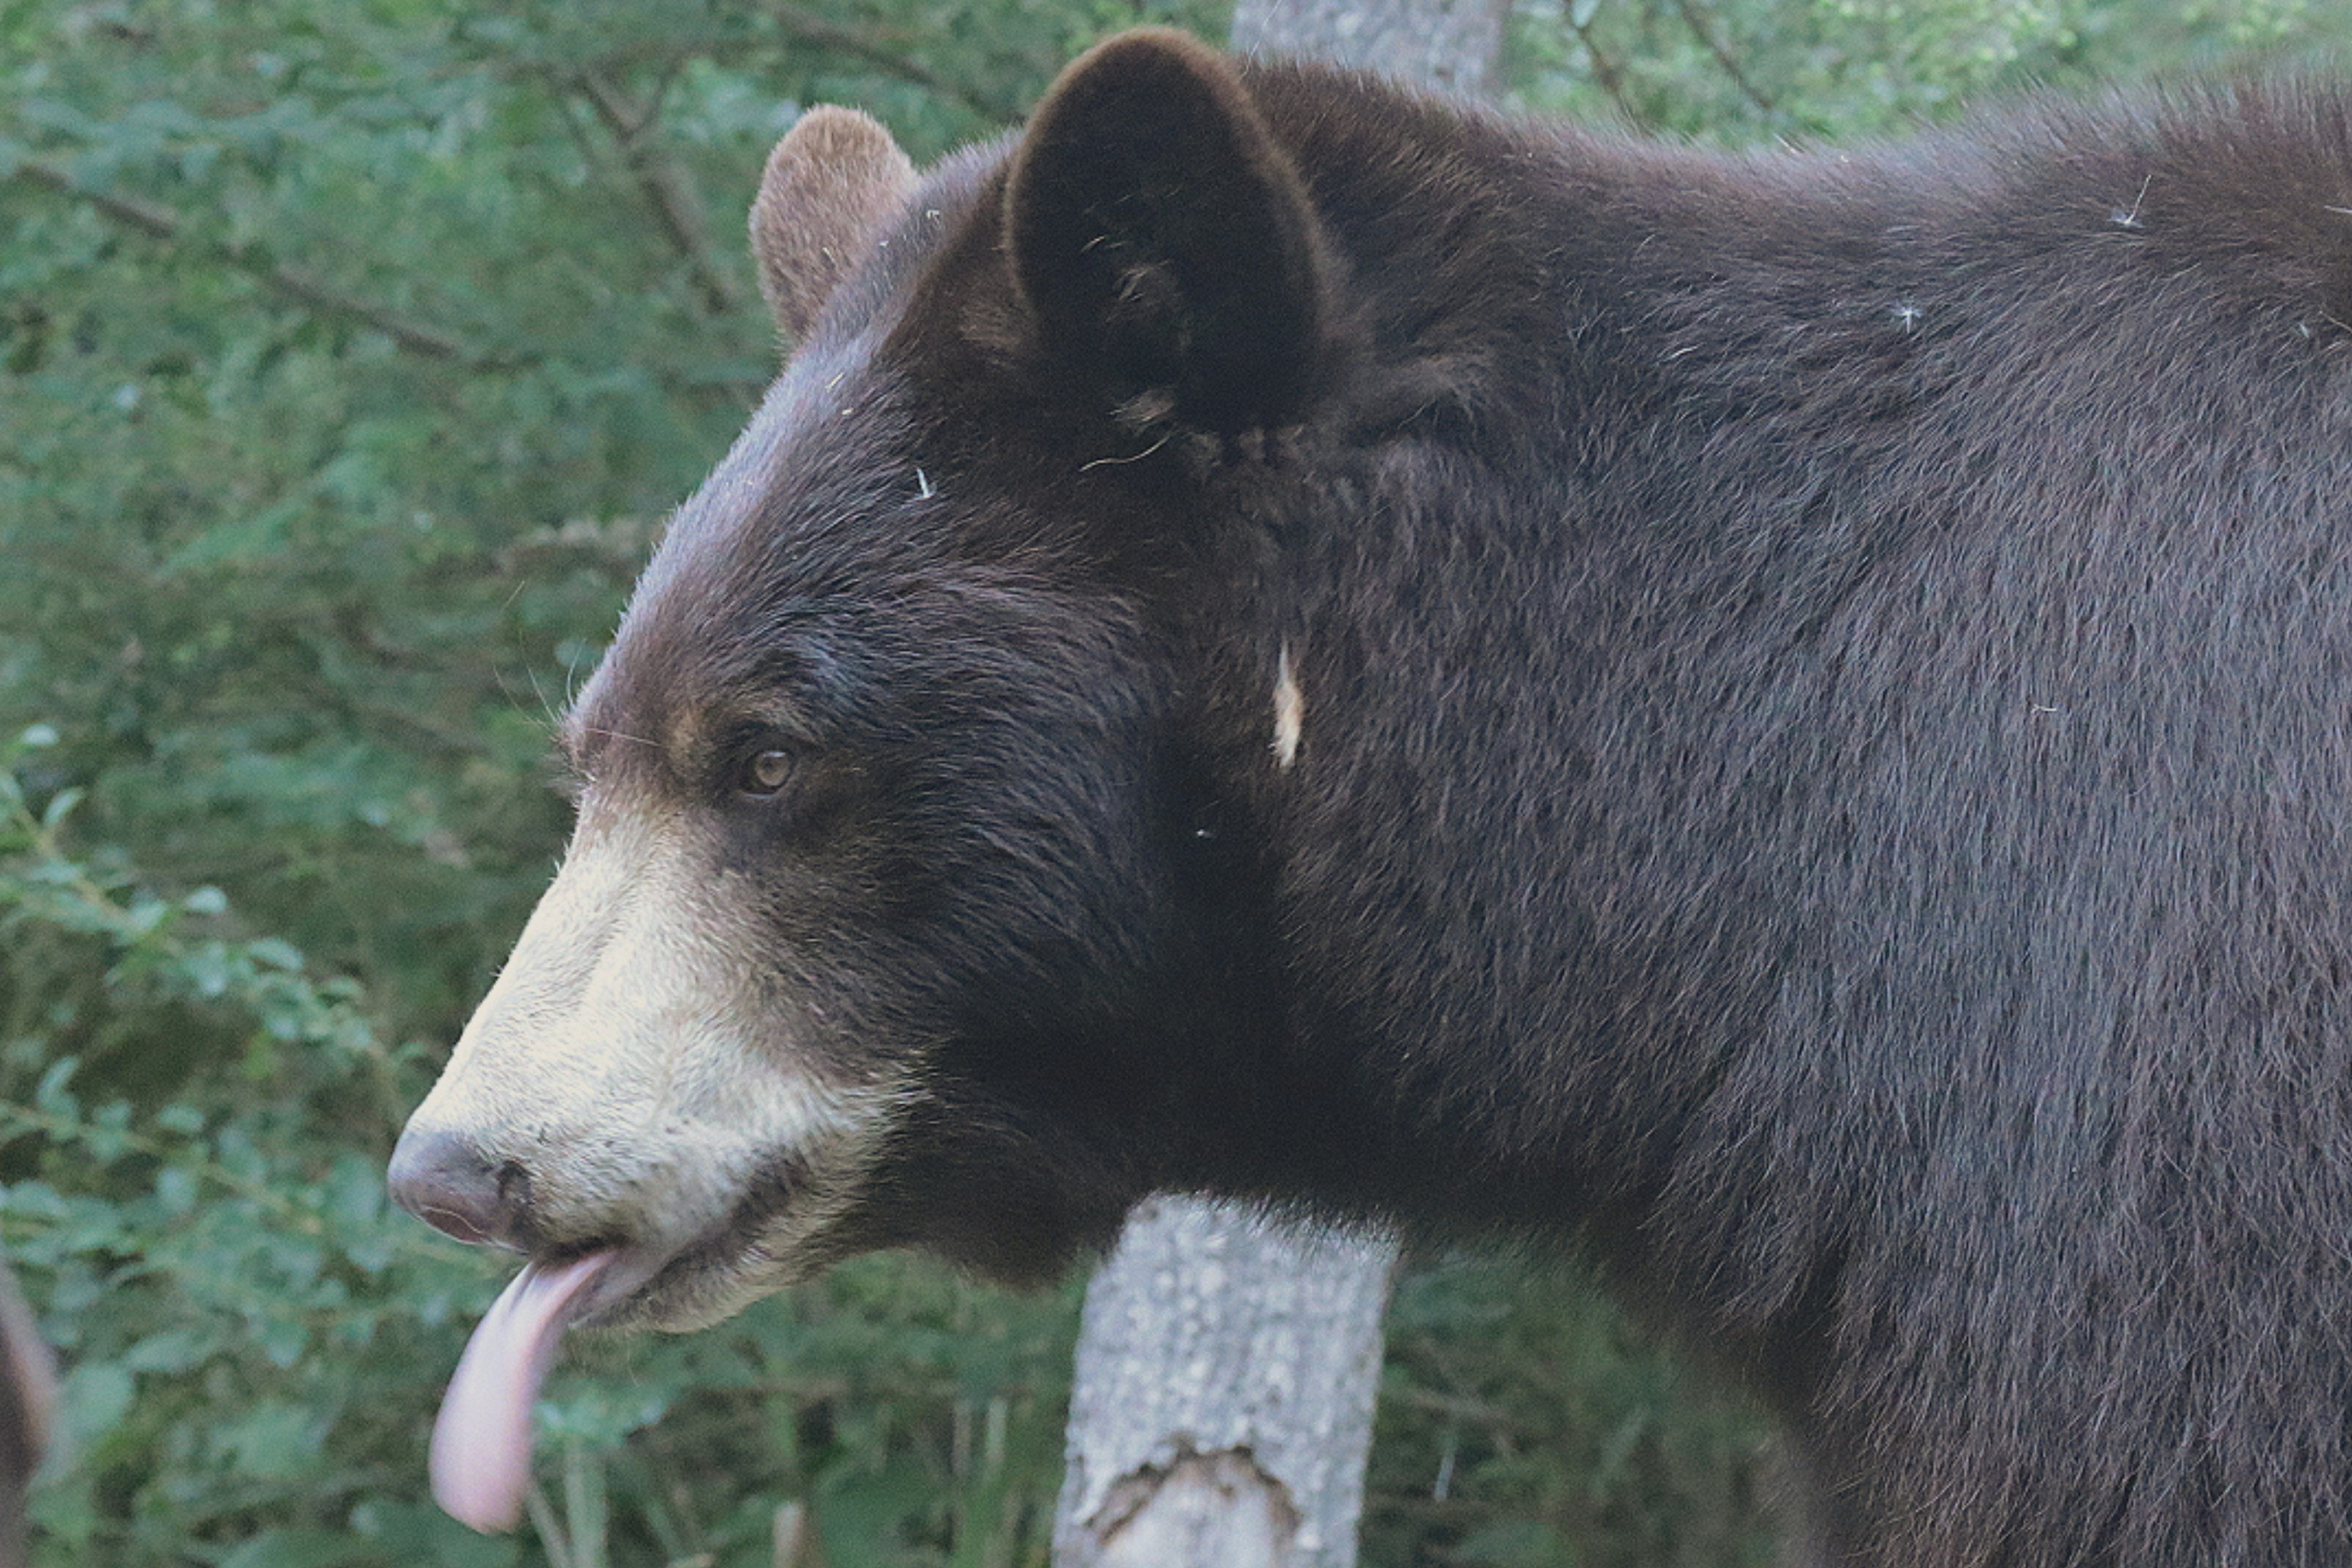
[216,1528,376,1568]
[57,1361,135,1455]
[32,1058,79,1119]
[349,1500,523,1567]
[214,1400,323,1480]
[37,787,81,830]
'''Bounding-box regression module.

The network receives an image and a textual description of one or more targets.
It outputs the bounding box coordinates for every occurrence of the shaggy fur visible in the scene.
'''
[405,31,2352,1565]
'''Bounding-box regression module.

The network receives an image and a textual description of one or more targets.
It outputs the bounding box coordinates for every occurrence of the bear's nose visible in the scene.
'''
[387,1127,532,1250]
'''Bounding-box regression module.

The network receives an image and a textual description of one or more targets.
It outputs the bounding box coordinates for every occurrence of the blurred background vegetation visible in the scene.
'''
[1,0,2342,1562]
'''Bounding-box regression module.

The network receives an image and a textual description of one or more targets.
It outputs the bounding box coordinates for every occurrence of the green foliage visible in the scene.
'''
[3,1,2342,1564]
[1371,1262,1780,1568]
[1507,0,2350,140]
[1,729,1082,1566]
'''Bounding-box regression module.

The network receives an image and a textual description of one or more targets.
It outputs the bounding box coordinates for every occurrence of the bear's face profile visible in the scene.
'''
[395,26,2352,1562]
[393,34,1335,1342]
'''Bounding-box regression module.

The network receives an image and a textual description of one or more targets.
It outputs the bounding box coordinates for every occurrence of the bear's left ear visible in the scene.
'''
[1005,29,1332,433]
[752,106,919,342]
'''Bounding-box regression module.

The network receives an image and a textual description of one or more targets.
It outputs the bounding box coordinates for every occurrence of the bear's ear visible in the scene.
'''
[751,106,919,341]
[1005,29,1331,432]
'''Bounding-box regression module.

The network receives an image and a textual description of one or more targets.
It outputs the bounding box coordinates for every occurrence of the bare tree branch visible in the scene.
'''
[764,3,1027,123]
[574,67,744,317]
[1564,10,1646,129]
[9,156,500,364]
[1673,0,1774,116]
[1233,0,1510,97]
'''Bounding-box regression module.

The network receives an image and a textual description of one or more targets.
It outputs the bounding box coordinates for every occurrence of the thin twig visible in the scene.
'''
[1673,0,1773,116]
[765,2,1028,123]
[575,67,743,316]
[1564,10,1646,129]
[9,156,503,365]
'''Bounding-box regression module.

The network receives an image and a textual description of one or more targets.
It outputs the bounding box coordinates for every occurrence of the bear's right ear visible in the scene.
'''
[1005,29,1332,433]
[751,106,919,341]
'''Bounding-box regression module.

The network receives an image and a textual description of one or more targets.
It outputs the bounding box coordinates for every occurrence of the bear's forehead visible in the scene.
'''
[566,405,932,763]
[619,140,1014,621]
[558,137,1068,783]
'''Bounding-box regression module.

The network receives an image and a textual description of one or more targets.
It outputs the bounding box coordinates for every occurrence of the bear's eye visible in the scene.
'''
[736,746,796,799]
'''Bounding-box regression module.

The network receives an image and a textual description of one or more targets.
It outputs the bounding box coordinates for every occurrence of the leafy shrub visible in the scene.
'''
[1,729,1084,1567]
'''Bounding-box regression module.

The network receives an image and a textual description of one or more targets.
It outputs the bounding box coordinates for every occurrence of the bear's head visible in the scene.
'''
[386,30,1348,1528]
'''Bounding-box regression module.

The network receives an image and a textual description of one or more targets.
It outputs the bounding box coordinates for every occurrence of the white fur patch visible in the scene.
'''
[401,808,895,1326]
[1272,642,1303,771]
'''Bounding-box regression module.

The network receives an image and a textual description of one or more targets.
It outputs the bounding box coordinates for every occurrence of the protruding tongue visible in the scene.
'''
[429,1251,617,1533]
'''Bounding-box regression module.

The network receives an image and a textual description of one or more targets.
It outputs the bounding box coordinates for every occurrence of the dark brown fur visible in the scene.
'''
[481,32,2352,1565]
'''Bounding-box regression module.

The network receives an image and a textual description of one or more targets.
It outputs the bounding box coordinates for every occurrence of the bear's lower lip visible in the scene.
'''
[565,1172,825,1333]
[565,1241,725,1330]
[554,1243,678,1325]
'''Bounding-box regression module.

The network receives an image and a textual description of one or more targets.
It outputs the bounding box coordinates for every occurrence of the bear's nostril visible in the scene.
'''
[388,1127,530,1250]
[494,1160,530,1210]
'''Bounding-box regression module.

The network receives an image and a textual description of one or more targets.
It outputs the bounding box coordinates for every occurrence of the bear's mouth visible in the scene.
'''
[424,1242,756,1533]
[582,1144,842,1325]
[424,1150,855,1532]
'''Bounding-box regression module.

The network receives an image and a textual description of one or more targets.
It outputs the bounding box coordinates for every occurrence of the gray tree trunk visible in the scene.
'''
[1051,1198,1396,1567]
[1231,0,1511,97]
[1049,12,1506,1568]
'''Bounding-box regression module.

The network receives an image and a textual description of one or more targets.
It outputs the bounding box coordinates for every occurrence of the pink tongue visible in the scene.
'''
[429,1251,617,1533]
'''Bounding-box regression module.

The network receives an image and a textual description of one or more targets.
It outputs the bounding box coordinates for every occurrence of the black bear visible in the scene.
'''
[390,29,2352,1563]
